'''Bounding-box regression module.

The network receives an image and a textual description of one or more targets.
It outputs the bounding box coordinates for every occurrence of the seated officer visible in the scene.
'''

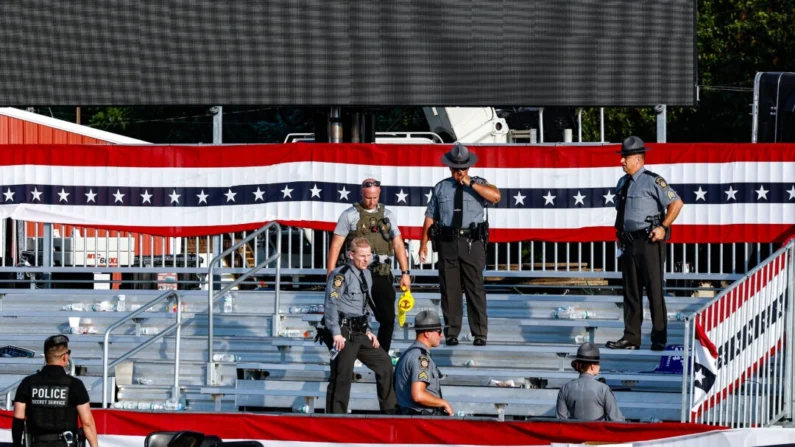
[394,310,453,416]
[323,237,397,414]
[556,342,625,422]
[13,335,99,447]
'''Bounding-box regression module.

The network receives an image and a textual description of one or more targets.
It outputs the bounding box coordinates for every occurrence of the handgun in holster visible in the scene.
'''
[645,214,671,241]
[314,317,334,350]
[429,221,440,252]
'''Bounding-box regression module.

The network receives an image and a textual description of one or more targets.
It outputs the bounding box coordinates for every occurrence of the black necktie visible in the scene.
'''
[358,270,371,314]
[453,184,464,229]
[615,177,631,231]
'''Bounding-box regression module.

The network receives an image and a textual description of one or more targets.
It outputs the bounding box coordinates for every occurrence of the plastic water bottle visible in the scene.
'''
[116,295,126,312]
[464,360,479,367]
[62,303,86,311]
[460,333,473,342]
[136,377,154,385]
[329,347,340,361]
[212,353,241,362]
[280,329,303,338]
[163,400,183,411]
[573,334,589,344]
[223,295,234,314]
[141,327,159,335]
[92,301,113,312]
[667,312,686,321]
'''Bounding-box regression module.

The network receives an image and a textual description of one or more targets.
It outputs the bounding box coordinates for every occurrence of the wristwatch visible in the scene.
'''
[401,270,410,276]
[660,224,670,233]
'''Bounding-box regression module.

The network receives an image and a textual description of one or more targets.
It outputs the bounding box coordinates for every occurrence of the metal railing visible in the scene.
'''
[102,290,184,408]
[681,240,794,427]
[206,222,282,386]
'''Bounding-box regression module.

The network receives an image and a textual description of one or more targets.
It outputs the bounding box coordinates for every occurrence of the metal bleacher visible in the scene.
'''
[0,287,710,420]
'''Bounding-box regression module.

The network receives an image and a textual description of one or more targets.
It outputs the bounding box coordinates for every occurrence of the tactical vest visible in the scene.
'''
[341,203,394,275]
[26,371,78,434]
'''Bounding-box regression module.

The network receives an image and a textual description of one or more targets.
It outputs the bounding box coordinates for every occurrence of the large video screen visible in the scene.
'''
[0,0,696,106]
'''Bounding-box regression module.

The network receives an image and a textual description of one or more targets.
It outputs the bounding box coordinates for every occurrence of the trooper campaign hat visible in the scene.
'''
[568,342,600,365]
[442,142,479,168]
[618,136,650,156]
[414,310,448,332]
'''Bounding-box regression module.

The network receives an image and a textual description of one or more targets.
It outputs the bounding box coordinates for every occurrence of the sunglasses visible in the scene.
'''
[62,349,71,357]
[451,167,469,172]
[362,181,381,188]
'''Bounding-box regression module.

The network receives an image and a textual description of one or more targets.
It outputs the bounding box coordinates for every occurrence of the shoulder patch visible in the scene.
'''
[667,190,676,200]
[330,291,339,299]
[655,177,669,189]
[332,274,345,290]
[418,355,430,370]
[418,371,429,381]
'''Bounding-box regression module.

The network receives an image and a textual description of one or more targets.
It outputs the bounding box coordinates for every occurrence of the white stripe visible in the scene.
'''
[0,161,792,189]
[0,202,792,229]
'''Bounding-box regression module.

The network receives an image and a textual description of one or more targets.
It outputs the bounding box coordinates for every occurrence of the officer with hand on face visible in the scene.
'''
[13,335,98,447]
[557,342,625,422]
[323,237,398,415]
[394,311,452,416]
[419,143,501,347]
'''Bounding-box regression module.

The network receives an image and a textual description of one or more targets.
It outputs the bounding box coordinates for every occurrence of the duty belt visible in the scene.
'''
[438,227,473,239]
[617,228,651,246]
[32,432,74,444]
[339,314,369,332]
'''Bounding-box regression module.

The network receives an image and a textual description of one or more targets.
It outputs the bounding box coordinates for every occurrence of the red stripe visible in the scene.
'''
[0,410,723,444]
[0,143,793,168]
[702,252,788,332]
[695,322,719,359]
[71,222,795,244]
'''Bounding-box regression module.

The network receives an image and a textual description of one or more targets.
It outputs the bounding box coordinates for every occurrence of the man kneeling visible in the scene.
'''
[394,311,452,416]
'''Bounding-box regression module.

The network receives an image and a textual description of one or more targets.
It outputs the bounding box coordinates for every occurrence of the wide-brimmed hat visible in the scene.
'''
[414,310,448,332]
[618,136,650,156]
[568,342,600,364]
[441,142,479,168]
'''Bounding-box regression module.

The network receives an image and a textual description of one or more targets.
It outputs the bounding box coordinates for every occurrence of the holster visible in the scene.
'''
[340,314,369,332]
[429,221,440,252]
[314,318,334,349]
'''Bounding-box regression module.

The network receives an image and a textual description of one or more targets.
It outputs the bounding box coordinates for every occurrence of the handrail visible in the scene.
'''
[102,290,183,408]
[207,222,282,385]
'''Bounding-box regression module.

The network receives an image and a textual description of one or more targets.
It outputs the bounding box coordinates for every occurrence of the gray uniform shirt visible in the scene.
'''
[556,373,625,422]
[425,177,492,228]
[333,205,400,263]
[394,341,442,411]
[324,263,373,336]
[617,167,680,232]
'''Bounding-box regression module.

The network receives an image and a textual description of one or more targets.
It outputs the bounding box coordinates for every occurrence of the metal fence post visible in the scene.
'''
[42,223,53,288]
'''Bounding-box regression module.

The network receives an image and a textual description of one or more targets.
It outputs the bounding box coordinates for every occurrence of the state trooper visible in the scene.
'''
[13,335,99,447]
[394,310,452,416]
[323,237,398,414]
[327,177,411,352]
[556,342,625,421]
[607,136,684,351]
[419,143,501,346]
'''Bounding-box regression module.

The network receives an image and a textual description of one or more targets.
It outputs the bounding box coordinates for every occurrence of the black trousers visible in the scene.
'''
[621,237,668,346]
[325,327,397,414]
[437,238,488,339]
[370,273,396,352]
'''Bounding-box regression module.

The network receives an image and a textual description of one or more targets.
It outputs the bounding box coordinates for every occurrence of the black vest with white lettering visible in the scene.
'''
[27,370,77,434]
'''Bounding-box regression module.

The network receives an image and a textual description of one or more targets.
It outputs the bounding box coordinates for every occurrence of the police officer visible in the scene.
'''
[324,237,398,414]
[394,310,452,416]
[419,143,501,346]
[607,137,684,351]
[327,178,411,352]
[556,342,625,421]
[13,335,99,447]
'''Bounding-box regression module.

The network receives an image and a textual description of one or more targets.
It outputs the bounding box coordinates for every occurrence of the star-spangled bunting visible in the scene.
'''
[0,143,790,241]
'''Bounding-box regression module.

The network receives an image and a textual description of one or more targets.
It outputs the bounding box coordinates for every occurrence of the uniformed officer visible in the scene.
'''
[327,178,411,352]
[607,136,684,351]
[419,143,501,346]
[323,237,398,414]
[12,335,99,447]
[556,342,625,421]
[394,310,452,416]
